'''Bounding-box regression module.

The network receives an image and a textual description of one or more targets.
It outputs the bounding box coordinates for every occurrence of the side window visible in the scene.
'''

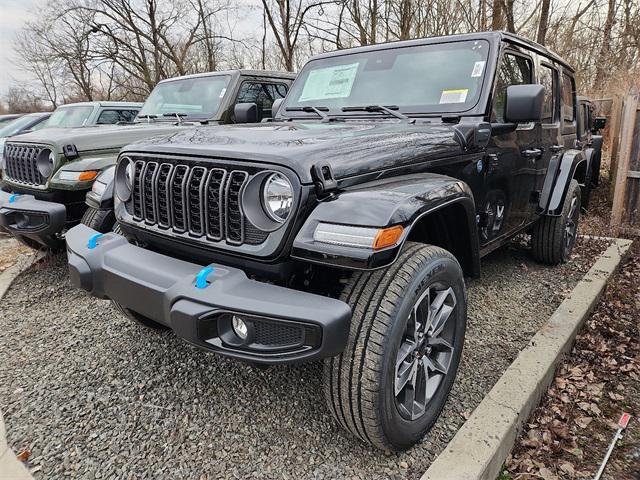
[539,64,557,124]
[492,52,532,123]
[234,82,289,121]
[96,109,138,124]
[561,72,575,123]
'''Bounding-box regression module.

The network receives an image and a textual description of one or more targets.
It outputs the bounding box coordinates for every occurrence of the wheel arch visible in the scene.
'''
[291,173,481,277]
[405,200,480,278]
[539,149,586,216]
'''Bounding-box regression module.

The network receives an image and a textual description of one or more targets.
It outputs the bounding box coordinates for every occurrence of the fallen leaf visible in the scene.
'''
[575,416,593,428]
[539,466,559,480]
[16,448,31,462]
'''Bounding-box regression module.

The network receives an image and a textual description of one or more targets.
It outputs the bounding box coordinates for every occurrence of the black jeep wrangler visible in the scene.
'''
[66,32,589,452]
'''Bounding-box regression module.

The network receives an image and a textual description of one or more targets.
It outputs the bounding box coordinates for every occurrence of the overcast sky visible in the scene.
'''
[0,0,38,95]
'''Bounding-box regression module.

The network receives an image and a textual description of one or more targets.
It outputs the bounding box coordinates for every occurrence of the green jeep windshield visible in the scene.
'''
[283,39,490,116]
[45,105,94,128]
[137,75,231,121]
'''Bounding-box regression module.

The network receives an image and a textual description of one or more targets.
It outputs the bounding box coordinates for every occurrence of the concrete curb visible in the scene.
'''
[422,238,633,480]
[0,413,33,480]
[0,244,45,480]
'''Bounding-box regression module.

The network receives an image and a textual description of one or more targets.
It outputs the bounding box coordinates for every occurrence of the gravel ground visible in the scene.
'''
[0,237,609,479]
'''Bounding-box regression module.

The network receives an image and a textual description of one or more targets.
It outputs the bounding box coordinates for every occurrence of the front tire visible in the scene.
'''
[323,242,467,451]
[81,206,115,233]
[531,179,581,265]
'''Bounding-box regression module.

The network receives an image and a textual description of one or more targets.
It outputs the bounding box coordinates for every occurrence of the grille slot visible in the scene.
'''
[125,159,264,246]
[254,321,304,347]
[4,144,46,186]
[226,171,248,245]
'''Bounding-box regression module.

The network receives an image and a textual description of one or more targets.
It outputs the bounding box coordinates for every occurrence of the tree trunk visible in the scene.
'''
[594,0,617,88]
[536,0,551,44]
[491,0,503,30]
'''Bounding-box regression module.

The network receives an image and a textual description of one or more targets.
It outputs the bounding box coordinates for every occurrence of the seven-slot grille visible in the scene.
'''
[126,158,268,246]
[3,143,47,186]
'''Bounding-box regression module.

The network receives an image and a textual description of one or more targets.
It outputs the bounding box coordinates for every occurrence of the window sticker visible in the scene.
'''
[299,63,360,102]
[471,61,486,78]
[439,89,469,104]
[219,87,227,98]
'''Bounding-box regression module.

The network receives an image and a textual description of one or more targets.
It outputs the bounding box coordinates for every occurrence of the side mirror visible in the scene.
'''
[234,103,258,124]
[271,98,284,118]
[505,84,545,124]
[593,116,607,131]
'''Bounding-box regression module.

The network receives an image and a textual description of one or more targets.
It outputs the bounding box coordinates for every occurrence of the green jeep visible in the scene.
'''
[0,70,295,248]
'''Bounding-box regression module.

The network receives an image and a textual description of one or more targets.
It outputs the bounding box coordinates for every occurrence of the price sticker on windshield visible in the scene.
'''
[299,63,359,102]
[439,89,469,104]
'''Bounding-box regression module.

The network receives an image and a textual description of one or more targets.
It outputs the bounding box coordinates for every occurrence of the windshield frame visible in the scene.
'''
[280,37,495,120]
[135,73,232,123]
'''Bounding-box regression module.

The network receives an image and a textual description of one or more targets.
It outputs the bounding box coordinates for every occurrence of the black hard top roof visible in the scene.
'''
[311,31,574,72]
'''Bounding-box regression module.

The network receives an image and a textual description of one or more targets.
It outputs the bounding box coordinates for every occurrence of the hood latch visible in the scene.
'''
[312,162,338,198]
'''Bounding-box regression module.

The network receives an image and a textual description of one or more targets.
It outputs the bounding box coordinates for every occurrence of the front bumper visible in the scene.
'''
[66,224,352,364]
[0,190,67,248]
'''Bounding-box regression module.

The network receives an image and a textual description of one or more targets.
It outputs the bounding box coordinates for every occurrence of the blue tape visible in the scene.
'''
[195,266,215,289]
[87,233,105,249]
[8,194,20,203]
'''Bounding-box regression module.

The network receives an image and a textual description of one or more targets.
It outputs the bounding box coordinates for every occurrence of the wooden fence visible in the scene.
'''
[605,94,640,233]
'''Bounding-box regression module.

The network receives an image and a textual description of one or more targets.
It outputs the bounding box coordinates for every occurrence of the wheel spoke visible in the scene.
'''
[395,342,417,395]
[429,288,456,338]
[427,335,453,352]
[424,355,449,375]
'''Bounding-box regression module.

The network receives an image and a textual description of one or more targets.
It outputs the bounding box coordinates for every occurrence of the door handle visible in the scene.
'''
[522,148,543,159]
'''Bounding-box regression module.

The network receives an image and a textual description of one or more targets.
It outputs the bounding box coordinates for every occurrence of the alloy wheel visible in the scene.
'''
[394,285,457,420]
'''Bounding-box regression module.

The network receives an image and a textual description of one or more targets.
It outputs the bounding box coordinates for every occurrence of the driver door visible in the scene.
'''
[481,49,540,245]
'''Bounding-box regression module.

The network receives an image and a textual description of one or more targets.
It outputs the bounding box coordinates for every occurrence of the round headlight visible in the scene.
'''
[125,161,134,189]
[36,149,55,177]
[262,173,293,222]
[115,157,134,202]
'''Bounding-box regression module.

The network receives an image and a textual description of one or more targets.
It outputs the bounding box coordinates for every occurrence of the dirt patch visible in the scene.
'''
[502,170,640,480]
[0,238,35,273]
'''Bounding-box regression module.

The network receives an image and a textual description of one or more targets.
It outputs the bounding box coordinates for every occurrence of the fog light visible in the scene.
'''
[232,316,248,340]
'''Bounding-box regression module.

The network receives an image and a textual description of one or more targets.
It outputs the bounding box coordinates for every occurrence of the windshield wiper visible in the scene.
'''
[341,105,414,123]
[285,106,341,123]
[137,114,158,123]
[162,112,189,124]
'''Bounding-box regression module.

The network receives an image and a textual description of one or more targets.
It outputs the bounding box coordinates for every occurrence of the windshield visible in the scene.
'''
[283,39,490,116]
[137,75,231,121]
[0,116,20,127]
[45,106,94,128]
[0,115,38,138]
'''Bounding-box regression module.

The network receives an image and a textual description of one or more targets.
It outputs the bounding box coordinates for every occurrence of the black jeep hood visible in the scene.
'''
[123,122,462,184]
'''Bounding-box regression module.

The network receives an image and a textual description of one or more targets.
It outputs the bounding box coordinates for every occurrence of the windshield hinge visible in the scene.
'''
[312,162,338,198]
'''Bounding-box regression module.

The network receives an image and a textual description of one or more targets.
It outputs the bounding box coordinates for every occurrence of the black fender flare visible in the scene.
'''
[85,165,115,210]
[539,149,586,216]
[291,173,480,276]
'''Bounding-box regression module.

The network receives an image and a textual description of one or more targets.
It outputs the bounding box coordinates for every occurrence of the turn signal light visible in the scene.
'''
[373,225,404,250]
[78,171,98,181]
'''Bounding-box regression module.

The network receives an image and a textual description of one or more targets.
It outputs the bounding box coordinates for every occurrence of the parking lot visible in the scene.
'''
[0,238,608,479]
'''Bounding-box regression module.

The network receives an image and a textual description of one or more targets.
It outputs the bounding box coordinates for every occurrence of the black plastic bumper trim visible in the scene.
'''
[66,224,352,364]
[0,190,67,247]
